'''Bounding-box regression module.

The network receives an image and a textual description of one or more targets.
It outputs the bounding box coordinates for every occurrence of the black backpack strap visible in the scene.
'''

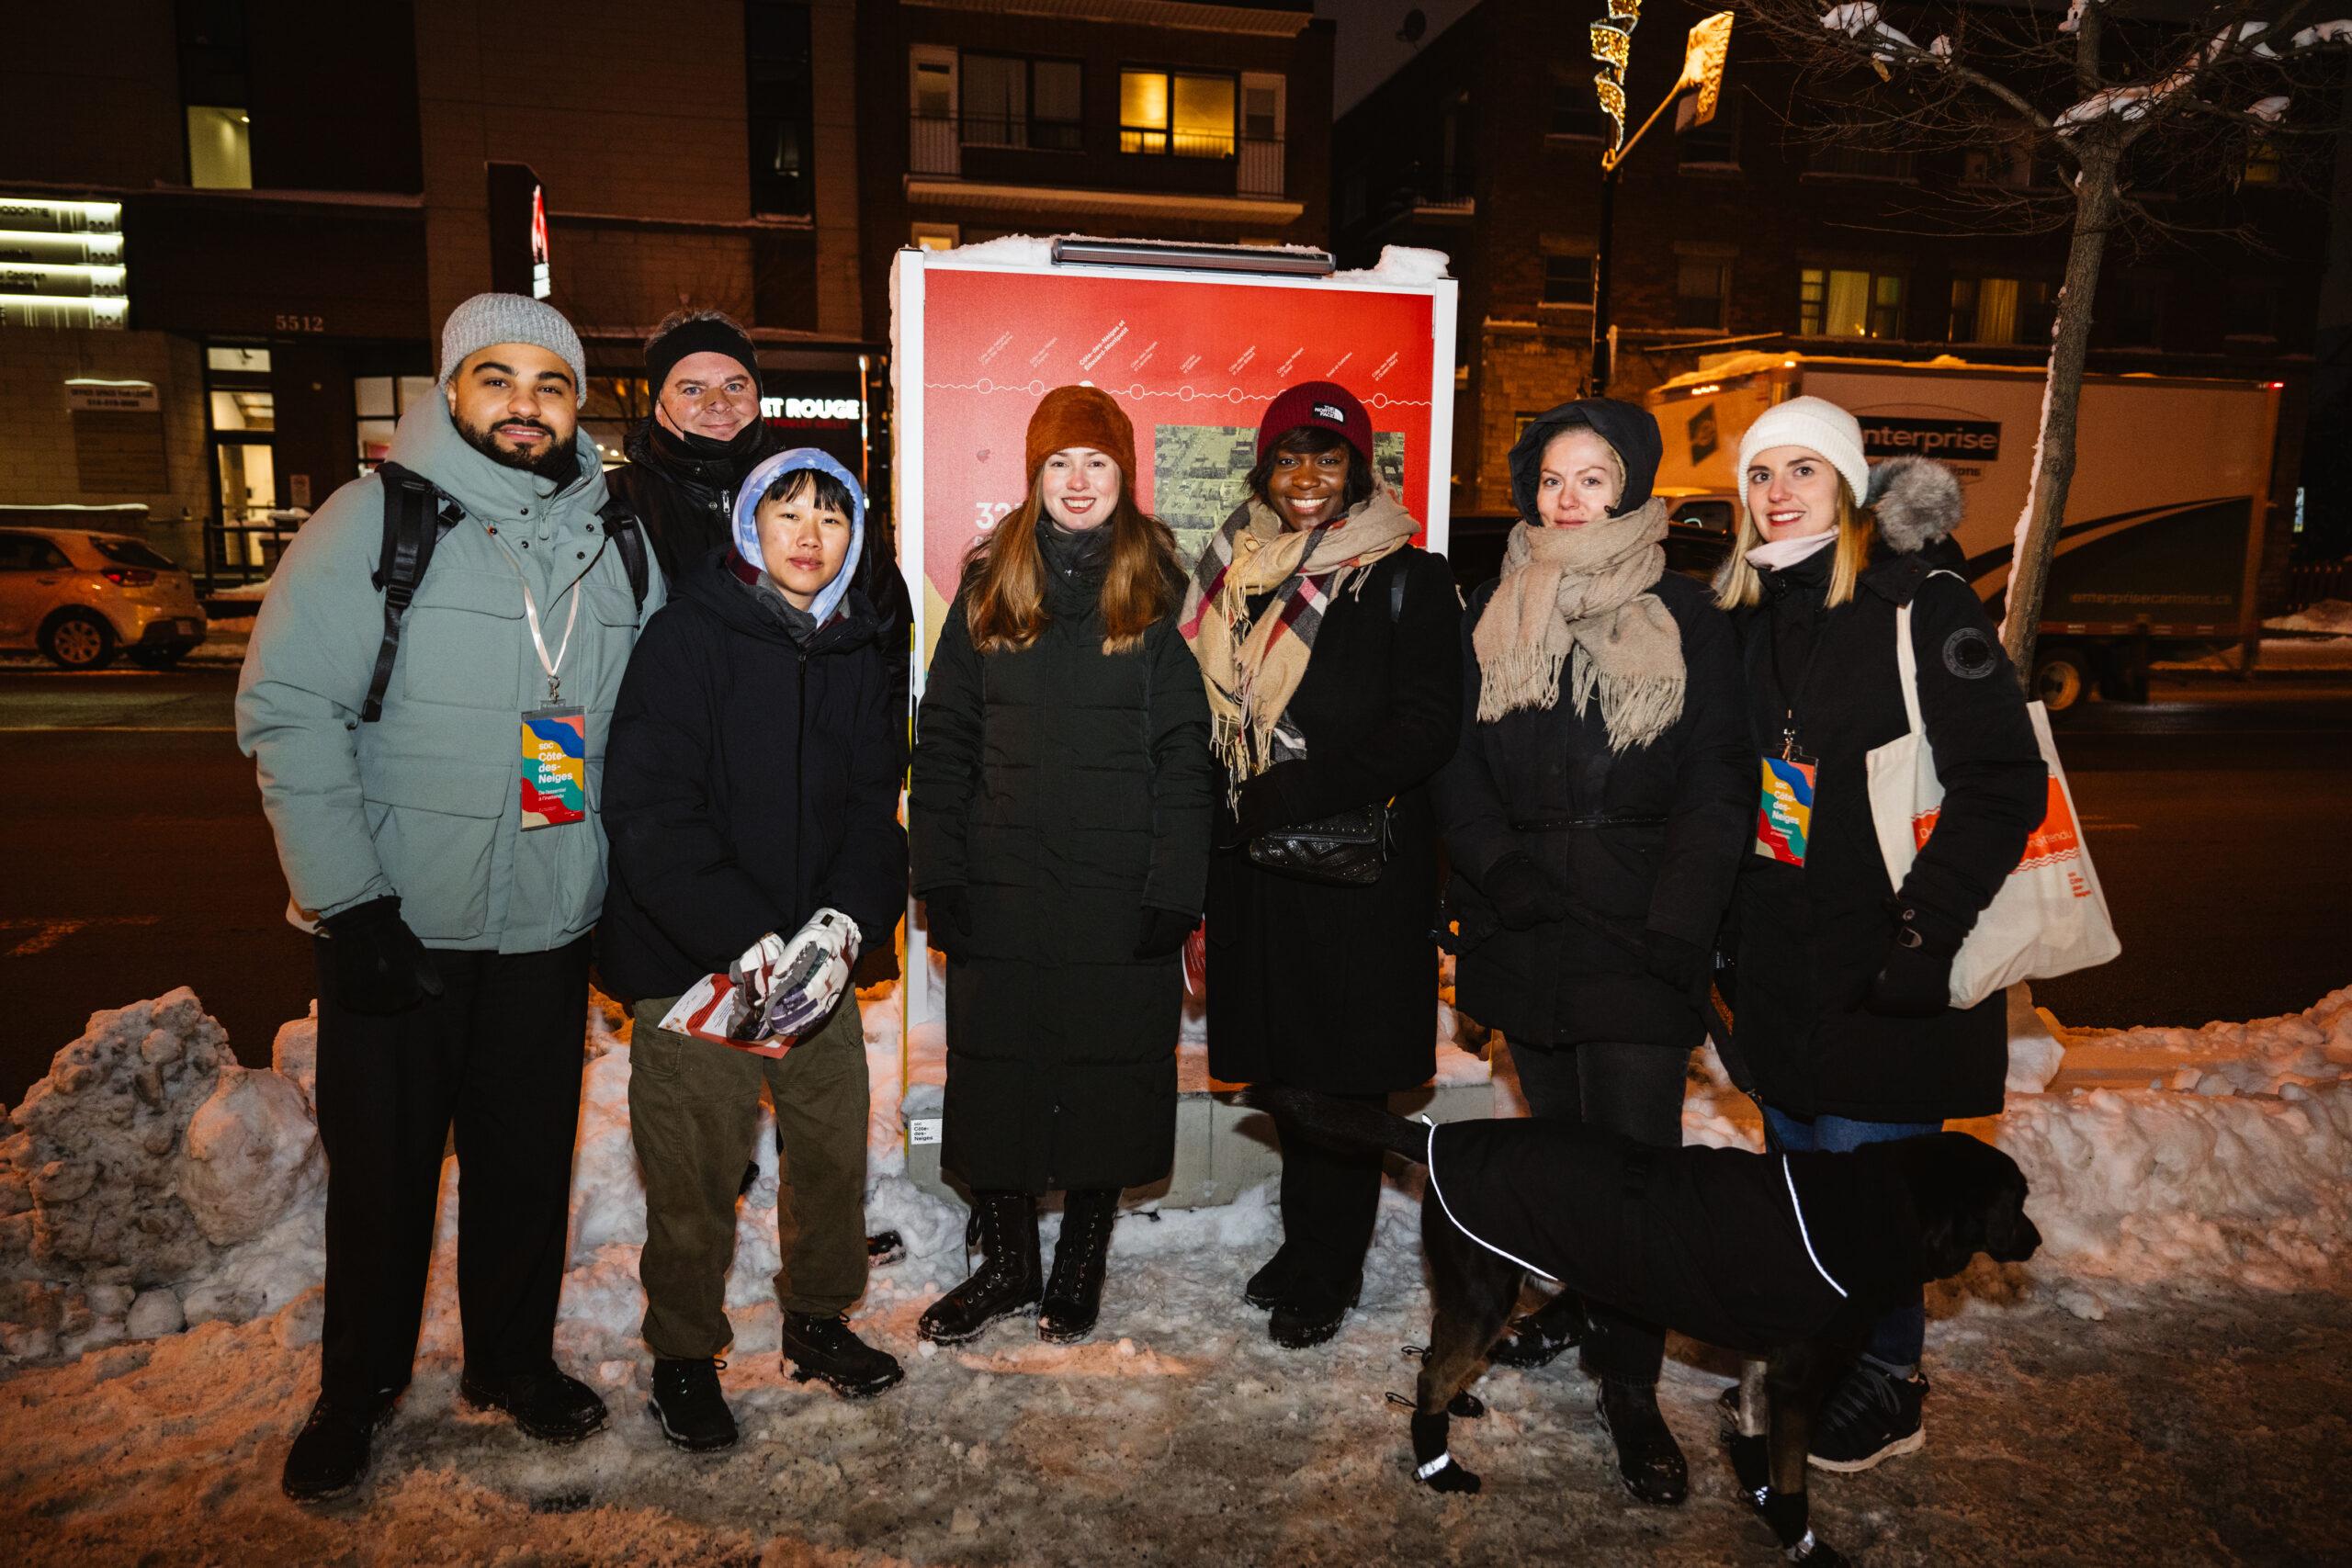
[598,493,650,610]
[364,460,462,723]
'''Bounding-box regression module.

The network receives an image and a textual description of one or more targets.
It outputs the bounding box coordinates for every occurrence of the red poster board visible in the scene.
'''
[893,247,1457,671]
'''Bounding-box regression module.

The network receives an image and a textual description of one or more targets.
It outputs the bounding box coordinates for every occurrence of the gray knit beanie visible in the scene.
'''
[437,292,588,407]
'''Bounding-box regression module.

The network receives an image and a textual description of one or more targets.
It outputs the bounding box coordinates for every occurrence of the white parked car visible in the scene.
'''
[0,526,208,670]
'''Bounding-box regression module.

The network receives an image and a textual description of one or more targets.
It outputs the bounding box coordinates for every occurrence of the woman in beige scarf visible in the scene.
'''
[1433,399,1752,1507]
[1181,381,1464,1352]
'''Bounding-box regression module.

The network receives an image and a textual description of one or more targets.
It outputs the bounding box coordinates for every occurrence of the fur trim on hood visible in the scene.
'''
[1866,455,1964,553]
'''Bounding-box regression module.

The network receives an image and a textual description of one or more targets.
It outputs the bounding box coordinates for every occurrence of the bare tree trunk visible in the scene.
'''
[2001,134,2121,690]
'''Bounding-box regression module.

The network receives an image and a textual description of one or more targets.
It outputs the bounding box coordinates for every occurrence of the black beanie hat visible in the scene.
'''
[646,314,760,394]
[1506,397,1664,523]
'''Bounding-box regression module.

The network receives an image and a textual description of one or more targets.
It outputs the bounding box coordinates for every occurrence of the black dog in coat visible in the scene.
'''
[1245,1087,2040,1565]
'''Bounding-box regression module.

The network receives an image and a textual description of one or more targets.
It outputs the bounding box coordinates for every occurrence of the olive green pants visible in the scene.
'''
[628,992,870,1358]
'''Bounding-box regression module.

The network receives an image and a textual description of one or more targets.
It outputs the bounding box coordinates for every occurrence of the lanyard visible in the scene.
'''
[1762,598,1824,762]
[493,534,582,705]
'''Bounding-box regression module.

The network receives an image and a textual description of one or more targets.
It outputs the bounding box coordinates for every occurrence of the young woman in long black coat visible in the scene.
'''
[1434,399,1750,1505]
[1719,396,2045,1472]
[910,386,1216,1347]
[1181,382,1463,1349]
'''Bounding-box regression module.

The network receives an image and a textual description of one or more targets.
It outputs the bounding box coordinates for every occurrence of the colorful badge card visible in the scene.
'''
[1755,755,1815,865]
[520,705,587,829]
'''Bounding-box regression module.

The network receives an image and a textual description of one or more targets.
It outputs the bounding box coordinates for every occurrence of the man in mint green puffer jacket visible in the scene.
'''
[237,293,664,1504]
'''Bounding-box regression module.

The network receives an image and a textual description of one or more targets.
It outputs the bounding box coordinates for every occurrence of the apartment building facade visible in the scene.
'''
[1333,0,2331,521]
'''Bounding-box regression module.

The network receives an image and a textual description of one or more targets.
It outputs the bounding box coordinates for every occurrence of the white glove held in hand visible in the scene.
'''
[749,909,862,1040]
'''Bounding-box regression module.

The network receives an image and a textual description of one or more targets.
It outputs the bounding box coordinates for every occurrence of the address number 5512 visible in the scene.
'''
[274,313,325,333]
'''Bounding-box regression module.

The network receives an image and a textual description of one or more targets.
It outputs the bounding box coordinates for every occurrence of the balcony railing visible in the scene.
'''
[910,113,1286,197]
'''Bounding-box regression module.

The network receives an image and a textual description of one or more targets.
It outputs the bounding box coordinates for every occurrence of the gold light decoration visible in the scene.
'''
[1590,0,1642,155]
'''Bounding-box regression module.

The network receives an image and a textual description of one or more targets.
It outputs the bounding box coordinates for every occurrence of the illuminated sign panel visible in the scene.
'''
[0,198,129,330]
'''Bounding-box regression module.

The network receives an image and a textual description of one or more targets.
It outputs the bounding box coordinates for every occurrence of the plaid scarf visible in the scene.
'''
[1180,491,1419,778]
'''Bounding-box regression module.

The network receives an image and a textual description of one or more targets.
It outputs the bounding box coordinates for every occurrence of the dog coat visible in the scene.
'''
[1423,1120,1925,1355]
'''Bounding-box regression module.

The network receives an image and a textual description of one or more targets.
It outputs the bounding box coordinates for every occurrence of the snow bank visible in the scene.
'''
[2266,597,2352,635]
[5,976,2347,1369]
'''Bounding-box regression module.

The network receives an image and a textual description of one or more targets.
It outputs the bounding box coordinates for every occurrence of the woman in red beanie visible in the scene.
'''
[910,385,1216,1346]
[1180,381,1464,1348]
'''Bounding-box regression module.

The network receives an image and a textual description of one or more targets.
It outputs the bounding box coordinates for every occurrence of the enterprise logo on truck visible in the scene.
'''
[1860,417,2001,461]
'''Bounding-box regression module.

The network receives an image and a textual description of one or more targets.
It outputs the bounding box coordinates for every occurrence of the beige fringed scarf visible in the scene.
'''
[1470,495,1683,752]
[1180,491,1419,777]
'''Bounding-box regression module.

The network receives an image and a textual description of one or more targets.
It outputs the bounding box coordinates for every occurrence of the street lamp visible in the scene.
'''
[1587,10,1733,396]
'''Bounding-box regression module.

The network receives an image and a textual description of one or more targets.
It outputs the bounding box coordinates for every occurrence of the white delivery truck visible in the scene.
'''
[1645,352,2285,710]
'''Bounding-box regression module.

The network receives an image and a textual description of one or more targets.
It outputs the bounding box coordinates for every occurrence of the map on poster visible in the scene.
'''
[893,249,1456,670]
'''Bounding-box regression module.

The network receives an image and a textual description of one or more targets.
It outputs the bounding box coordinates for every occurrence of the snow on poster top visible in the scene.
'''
[892,245,1457,673]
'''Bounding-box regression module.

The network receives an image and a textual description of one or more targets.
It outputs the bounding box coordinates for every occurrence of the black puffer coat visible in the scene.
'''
[1437,569,1750,1048]
[1204,547,1464,1094]
[597,548,906,1005]
[910,541,1216,1193]
[609,418,915,769]
[1730,462,2045,1122]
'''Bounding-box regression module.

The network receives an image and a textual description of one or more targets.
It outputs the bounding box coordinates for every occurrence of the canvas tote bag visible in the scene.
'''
[1865,574,2120,1008]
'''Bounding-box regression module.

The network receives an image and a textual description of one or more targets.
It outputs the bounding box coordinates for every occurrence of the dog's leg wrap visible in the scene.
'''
[1728,1430,1770,1496]
[1409,1410,1449,1468]
[1414,1452,1454,1481]
[1758,1486,1810,1551]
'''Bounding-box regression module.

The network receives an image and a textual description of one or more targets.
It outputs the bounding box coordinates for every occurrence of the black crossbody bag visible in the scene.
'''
[1245,563,1408,886]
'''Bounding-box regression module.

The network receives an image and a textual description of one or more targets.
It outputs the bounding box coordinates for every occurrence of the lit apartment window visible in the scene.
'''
[1121,69,1236,157]
[746,2,816,216]
[910,223,959,252]
[1801,267,1905,338]
[1948,276,2055,345]
[2244,136,2282,186]
[186,107,253,189]
[179,0,253,189]
[1542,254,1595,309]
[962,54,1083,152]
[1676,258,1729,330]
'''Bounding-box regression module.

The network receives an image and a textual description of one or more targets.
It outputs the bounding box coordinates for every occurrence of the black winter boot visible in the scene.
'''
[280,1391,397,1502]
[781,1313,904,1397]
[1487,1291,1591,1369]
[649,1357,738,1452]
[1595,1377,1690,1506]
[1268,1268,1361,1349]
[918,1190,1042,1346]
[458,1362,609,1444]
[1243,1241,1305,1311]
[1037,1188,1119,1343]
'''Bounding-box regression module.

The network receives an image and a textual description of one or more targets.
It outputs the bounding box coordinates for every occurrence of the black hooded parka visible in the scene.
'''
[1729,465,2046,1123]
[910,528,1217,1194]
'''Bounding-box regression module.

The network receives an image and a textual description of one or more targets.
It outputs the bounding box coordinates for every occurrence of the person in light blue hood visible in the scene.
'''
[601,441,909,1442]
[728,446,867,635]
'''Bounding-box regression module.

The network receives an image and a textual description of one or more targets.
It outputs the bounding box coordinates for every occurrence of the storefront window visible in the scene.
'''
[353,375,435,471]
[583,376,653,469]
[206,343,275,525]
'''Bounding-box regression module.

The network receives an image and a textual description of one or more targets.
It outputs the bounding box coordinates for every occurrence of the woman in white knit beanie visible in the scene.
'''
[1713,390,2047,1476]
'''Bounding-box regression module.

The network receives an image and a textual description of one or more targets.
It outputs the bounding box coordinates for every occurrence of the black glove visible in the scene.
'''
[1642,931,1710,995]
[1134,906,1196,960]
[1866,899,1961,1017]
[1484,854,1569,931]
[321,896,444,1016]
[1217,761,1312,850]
[923,886,973,962]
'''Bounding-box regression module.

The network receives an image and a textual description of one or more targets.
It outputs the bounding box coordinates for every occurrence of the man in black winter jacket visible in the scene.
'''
[607,310,914,767]
[598,447,908,1450]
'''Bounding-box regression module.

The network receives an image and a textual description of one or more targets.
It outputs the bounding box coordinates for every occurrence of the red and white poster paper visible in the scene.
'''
[893,244,1457,671]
